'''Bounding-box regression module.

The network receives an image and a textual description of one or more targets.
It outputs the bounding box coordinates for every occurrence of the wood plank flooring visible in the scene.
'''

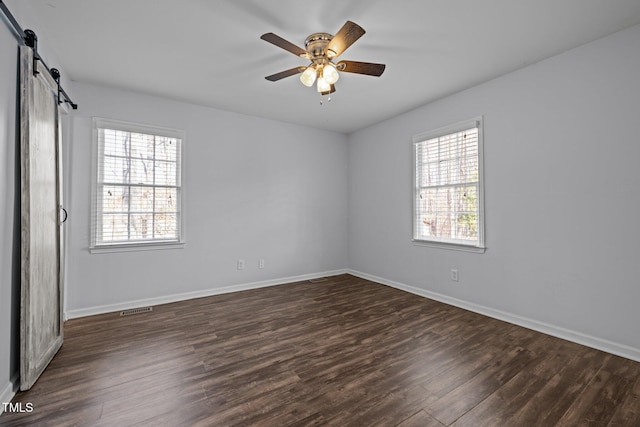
[2,274,640,426]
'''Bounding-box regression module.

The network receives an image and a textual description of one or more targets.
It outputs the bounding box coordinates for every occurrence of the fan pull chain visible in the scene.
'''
[319,94,332,106]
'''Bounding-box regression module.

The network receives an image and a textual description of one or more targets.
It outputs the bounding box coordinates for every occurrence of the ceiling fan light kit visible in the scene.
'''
[261,21,385,100]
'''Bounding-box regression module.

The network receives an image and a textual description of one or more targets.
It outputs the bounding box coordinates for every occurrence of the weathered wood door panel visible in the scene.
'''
[19,45,64,391]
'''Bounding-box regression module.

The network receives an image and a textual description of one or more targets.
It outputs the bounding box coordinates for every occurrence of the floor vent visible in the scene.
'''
[309,278,329,283]
[120,307,153,317]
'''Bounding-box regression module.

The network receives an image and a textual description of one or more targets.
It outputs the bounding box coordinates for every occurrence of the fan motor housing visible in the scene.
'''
[305,32,333,59]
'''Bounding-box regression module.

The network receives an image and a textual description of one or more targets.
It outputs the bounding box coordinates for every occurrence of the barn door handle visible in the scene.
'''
[60,207,68,224]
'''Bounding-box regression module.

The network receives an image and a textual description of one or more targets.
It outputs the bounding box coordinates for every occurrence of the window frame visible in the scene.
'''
[412,117,485,253]
[90,117,186,253]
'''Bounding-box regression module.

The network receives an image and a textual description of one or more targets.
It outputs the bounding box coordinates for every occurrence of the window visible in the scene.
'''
[413,117,484,251]
[91,118,184,252]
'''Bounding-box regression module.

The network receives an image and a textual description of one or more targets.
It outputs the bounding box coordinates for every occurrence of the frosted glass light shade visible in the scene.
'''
[300,66,317,87]
[323,63,339,84]
[316,76,331,93]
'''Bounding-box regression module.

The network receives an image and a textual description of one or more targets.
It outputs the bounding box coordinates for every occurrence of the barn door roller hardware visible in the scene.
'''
[0,0,78,109]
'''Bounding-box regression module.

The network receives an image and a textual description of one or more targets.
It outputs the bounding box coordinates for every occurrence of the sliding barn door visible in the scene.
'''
[19,45,65,390]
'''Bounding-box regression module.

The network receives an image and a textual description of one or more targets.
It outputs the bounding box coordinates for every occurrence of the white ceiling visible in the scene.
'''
[22,0,640,134]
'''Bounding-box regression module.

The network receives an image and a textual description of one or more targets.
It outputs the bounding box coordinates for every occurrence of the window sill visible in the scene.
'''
[90,242,185,254]
[412,239,485,254]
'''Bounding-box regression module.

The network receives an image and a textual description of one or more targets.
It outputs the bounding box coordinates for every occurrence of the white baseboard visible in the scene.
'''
[0,374,18,415]
[348,269,640,363]
[65,269,348,320]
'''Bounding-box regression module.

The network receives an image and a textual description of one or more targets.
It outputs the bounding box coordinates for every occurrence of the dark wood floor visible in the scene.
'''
[3,274,640,426]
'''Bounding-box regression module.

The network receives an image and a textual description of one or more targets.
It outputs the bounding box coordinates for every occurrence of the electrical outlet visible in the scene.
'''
[259,259,265,269]
[451,269,459,282]
[237,259,245,270]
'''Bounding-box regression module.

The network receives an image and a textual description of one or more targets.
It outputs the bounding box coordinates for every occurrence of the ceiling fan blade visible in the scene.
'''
[265,67,306,82]
[260,33,308,57]
[336,60,386,77]
[326,21,365,58]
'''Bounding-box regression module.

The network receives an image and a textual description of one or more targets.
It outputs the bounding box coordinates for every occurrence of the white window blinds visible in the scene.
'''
[91,118,184,250]
[413,118,484,250]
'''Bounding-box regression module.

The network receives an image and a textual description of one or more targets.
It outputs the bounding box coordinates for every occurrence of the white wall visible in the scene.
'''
[348,24,640,359]
[65,82,348,315]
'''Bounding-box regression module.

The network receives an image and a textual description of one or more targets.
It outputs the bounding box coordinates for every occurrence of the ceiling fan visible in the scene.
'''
[260,21,386,96]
